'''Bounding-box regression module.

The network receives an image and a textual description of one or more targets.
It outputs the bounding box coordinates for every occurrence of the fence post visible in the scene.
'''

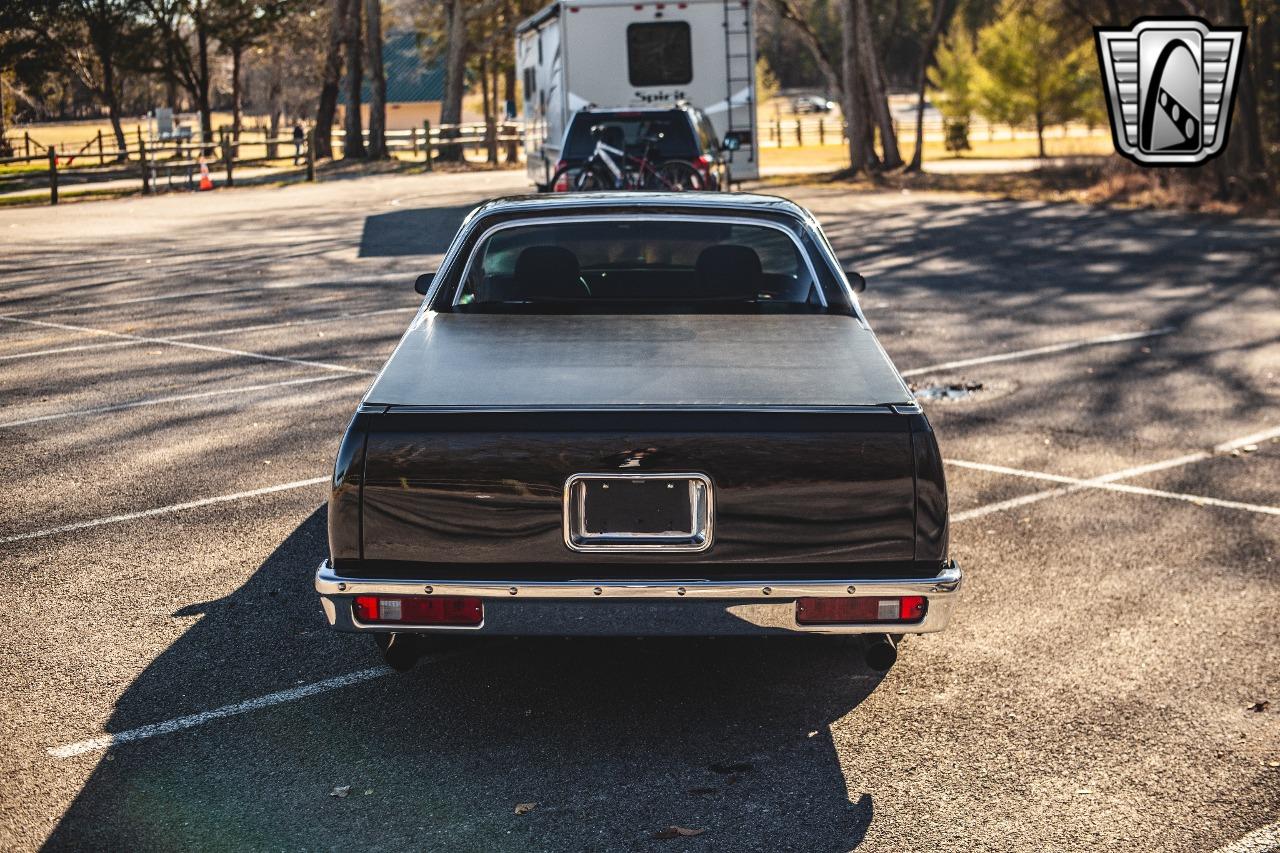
[96,130,104,166]
[25,132,31,159]
[221,130,234,187]
[423,120,433,170]
[139,137,151,196]
[306,128,316,182]
[774,117,781,146]
[410,127,418,157]
[48,146,58,205]
[818,118,825,146]
[796,120,803,147]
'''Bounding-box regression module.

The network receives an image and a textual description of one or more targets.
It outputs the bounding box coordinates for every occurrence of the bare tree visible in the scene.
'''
[437,0,467,161]
[363,0,386,159]
[840,0,874,173]
[907,0,957,171]
[758,0,842,97]
[340,0,364,158]
[314,0,348,158]
[852,0,902,168]
[142,0,219,150]
[213,0,285,140]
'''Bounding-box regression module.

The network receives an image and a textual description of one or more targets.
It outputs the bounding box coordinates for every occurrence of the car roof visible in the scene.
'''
[463,192,817,226]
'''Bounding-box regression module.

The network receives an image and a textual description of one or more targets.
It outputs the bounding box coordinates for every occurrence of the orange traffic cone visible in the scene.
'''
[198,158,214,191]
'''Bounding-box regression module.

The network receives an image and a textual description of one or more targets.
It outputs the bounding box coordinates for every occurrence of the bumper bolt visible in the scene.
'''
[847,585,856,594]
[677,587,686,596]
[762,586,772,596]
[337,582,346,592]
[508,586,518,595]
[424,585,433,594]
[593,587,602,596]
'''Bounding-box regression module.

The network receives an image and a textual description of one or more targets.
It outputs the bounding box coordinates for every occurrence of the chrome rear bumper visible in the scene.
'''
[315,560,963,636]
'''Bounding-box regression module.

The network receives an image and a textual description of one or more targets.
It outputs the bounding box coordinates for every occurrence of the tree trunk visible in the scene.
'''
[438,0,468,161]
[195,24,213,154]
[267,49,283,159]
[1221,0,1266,188]
[0,77,7,157]
[99,53,128,160]
[364,0,387,159]
[342,0,365,159]
[315,0,349,159]
[231,43,243,140]
[1036,110,1045,158]
[853,0,902,168]
[907,0,954,171]
[840,0,873,173]
[503,64,518,162]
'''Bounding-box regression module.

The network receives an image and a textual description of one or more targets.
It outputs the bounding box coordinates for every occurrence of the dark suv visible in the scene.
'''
[550,105,729,192]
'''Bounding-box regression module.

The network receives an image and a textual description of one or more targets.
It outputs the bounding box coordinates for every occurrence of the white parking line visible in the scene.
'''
[0,306,409,363]
[901,327,1176,377]
[48,667,390,758]
[948,458,1280,516]
[1211,822,1280,853]
[0,315,375,376]
[9,285,255,316]
[0,476,329,545]
[0,374,357,430]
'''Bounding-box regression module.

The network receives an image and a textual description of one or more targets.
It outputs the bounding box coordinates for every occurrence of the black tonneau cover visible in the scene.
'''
[364,313,911,409]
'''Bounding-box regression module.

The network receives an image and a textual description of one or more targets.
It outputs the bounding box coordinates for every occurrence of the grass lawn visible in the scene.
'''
[761,129,1115,169]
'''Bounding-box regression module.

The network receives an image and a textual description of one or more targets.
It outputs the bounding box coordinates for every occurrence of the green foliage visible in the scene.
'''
[756,55,780,105]
[944,119,971,152]
[930,33,978,123]
[969,0,1099,132]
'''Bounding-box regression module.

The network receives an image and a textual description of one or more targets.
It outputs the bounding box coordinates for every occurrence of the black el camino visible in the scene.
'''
[316,192,961,671]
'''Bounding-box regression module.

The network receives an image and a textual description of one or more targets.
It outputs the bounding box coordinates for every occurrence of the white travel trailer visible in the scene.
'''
[516,0,758,186]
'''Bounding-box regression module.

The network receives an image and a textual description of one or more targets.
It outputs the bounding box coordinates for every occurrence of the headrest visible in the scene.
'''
[695,244,763,298]
[592,124,626,149]
[514,245,583,299]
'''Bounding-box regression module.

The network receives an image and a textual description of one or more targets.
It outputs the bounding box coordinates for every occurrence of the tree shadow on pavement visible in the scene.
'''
[45,509,884,852]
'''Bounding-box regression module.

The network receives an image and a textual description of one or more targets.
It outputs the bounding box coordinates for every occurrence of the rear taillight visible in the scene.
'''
[795,596,927,625]
[552,159,569,191]
[353,595,483,626]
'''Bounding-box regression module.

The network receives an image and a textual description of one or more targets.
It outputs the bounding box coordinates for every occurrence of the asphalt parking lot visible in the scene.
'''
[1,171,1277,852]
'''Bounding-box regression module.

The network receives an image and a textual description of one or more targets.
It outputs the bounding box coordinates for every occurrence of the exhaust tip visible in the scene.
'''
[380,633,423,672]
[863,633,898,672]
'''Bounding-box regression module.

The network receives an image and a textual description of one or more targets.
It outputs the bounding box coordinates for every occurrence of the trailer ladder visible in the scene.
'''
[722,0,755,169]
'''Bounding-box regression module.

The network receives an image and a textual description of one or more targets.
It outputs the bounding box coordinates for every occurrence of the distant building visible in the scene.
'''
[338,30,445,131]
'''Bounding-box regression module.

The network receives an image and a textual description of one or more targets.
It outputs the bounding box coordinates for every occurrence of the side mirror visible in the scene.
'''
[721,135,741,152]
[844,268,866,293]
[414,272,435,295]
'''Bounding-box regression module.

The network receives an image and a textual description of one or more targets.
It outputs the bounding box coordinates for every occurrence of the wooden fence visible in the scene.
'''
[0,120,522,205]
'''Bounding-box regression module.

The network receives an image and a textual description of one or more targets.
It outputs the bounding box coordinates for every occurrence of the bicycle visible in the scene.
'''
[551,126,703,192]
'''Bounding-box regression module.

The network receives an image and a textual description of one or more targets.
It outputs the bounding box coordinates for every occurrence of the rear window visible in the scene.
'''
[627,22,693,86]
[452,219,843,315]
[563,113,697,160]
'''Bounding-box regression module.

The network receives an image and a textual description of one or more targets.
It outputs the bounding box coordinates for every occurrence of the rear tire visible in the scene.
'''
[550,163,613,192]
[648,160,703,191]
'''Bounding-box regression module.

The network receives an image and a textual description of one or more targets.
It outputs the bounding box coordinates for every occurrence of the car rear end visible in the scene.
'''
[320,404,957,642]
[316,197,961,669]
[550,108,723,191]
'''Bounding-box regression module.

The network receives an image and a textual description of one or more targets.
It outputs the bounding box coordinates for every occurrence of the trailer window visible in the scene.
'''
[627,22,693,86]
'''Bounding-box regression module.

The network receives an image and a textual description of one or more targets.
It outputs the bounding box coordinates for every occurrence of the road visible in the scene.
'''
[1,171,1277,852]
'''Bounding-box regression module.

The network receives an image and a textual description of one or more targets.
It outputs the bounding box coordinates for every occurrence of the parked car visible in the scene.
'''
[316,192,961,673]
[791,95,836,114]
[549,106,730,191]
